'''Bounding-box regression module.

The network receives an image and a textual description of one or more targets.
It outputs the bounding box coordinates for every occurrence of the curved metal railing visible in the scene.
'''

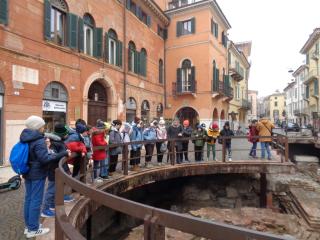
[55,135,294,240]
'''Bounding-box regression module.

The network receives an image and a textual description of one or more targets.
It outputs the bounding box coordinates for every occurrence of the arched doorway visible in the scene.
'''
[213,108,219,120]
[42,82,68,132]
[220,110,225,120]
[126,97,137,123]
[156,103,163,118]
[176,107,199,128]
[0,80,4,165]
[141,100,150,123]
[88,81,108,126]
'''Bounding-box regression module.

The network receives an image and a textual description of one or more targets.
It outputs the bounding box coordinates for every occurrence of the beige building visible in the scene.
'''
[300,28,320,128]
[248,90,258,121]
[264,91,286,124]
[228,41,251,130]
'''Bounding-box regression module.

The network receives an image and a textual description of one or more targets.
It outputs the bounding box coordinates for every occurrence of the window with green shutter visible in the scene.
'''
[176,21,182,37]
[0,0,8,25]
[126,0,131,10]
[78,18,84,52]
[177,18,195,37]
[67,13,79,50]
[128,41,136,72]
[214,22,218,38]
[191,18,195,34]
[134,51,139,74]
[146,15,151,27]
[177,68,182,93]
[159,59,163,84]
[140,49,147,76]
[116,41,123,67]
[107,29,118,65]
[213,60,219,92]
[314,80,319,96]
[83,13,95,56]
[93,28,103,58]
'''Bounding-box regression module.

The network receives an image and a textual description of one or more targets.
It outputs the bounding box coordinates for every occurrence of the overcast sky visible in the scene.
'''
[217,0,320,97]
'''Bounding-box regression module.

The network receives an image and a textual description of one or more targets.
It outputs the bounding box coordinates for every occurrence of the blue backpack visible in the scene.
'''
[9,142,30,175]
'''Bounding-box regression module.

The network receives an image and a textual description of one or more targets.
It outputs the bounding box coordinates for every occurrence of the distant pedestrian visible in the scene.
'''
[143,120,158,167]
[256,117,275,160]
[181,120,193,162]
[219,121,234,161]
[248,120,259,158]
[130,117,144,171]
[156,118,167,165]
[192,123,206,161]
[109,120,123,175]
[21,116,69,238]
[206,123,219,161]
[167,118,183,164]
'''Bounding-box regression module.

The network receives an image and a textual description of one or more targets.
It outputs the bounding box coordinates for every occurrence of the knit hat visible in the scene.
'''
[96,120,105,129]
[211,123,219,129]
[25,116,45,130]
[224,121,230,127]
[134,117,141,124]
[151,120,158,127]
[183,120,190,127]
[104,122,111,130]
[159,119,165,125]
[54,123,69,137]
[76,123,87,134]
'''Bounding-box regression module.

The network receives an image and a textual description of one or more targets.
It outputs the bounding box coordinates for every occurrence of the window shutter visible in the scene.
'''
[78,18,84,52]
[134,51,139,74]
[211,19,213,34]
[147,15,151,27]
[128,48,132,71]
[191,66,195,92]
[0,0,8,25]
[177,68,182,93]
[93,27,103,58]
[67,13,79,49]
[116,40,123,67]
[44,0,51,40]
[164,29,168,40]
[191,18,195,34]
[104,33,109,62]
[315,80,319,95]
[126,0,131,10]
[135,6,141,19]
[176,21,182,37]
[215,23,218,38]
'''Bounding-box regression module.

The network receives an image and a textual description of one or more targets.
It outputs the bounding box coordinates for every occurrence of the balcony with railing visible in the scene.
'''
[168,0,203,10]
[172,80,197,96]
[304,69,319,84]
[311,51,319,61]
[218,81,233,100]
[229,62,244,81]
[240,99,251,110]
[294,108,309,116]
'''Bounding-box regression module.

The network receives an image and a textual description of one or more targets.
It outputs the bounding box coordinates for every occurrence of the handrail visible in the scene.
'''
[55,135,293,240]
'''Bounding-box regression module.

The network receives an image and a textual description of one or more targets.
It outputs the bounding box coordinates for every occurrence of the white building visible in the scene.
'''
[283,81,297,123]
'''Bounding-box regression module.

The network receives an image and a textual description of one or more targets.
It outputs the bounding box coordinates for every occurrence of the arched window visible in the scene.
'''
[140,48,147,77]
[159,59,164,84]
[128,41,136,73]
[83,13,95,56]
[180,59,193,92]
[46,0,69,45]
[43,82,68,101]
[156,103,163,118]
[108,29,118,65]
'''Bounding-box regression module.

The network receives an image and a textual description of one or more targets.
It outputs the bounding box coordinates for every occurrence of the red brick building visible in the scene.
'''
[0,0,169,165]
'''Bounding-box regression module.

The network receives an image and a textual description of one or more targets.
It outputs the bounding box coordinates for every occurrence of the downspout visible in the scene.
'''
[164,35,167,110]
[123,1,127,119]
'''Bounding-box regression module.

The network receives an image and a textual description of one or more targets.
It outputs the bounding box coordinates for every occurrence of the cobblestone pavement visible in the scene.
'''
[0,138,275,240]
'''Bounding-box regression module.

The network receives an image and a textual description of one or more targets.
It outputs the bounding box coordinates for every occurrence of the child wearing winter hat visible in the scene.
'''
[219,121,234,161]
[206,123,220,161]
[191,123,206,161]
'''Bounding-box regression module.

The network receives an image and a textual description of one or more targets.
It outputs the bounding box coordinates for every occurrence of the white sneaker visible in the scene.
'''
[25,224,42,234]
[94,178,103,183]
[228,158,232,161]
[26,228,50,238]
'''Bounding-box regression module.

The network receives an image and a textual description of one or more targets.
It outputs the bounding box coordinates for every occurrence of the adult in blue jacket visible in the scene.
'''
[21,116,69,238]
[130,117,144,171]
[143,120,158,167]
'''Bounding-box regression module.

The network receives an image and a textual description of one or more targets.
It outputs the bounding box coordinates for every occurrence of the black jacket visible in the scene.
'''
[167,125,183,147]
[219,128,234,144]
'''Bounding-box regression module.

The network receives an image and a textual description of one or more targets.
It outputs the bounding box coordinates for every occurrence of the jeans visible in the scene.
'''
[109,155,118,173]
[260,142,271,159]
[24,179,46,231]
[195,146,204,161]
[93,159,108,179]
[207,144,216,160]
[226,143,232,158]
[43,180,55,211]
[155,142,164,163]
[145,144,155,162]
[130,148,141,166]
[249,142,257,157]
[181,141,189,161]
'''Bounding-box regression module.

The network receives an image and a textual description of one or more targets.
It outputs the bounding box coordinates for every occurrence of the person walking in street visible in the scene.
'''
[21,116,70,238]
[219,121,234,161]
[248,120,259,158]
[156,118,167,165]
[130,117,144,171]
[91,120,108,183]
[143,120,158,167]
[167,118,183,164]
[41,123,71,218]
[109,120,123,175]
[256,117,275,160]
[206,123,219,161]
[192,123,206,161]
[181,120,192,162]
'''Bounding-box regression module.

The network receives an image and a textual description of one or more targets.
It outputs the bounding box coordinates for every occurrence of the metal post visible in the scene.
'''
[171,140,176,165]
[260,173,267,208]
[80,156,86,184]
[123,144,129,175]
[222,138,226,162]
[284,137,289,162]
[86,216,92,240]
[55,169,65,240]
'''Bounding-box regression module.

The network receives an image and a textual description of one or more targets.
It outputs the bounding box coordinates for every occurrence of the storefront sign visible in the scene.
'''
[42,100,66,112]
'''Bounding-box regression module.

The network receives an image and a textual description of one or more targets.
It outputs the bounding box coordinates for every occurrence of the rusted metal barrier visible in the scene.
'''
[55,135,293,240]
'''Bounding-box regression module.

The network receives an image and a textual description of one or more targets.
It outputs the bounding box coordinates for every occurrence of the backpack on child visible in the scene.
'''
[9,142,29,174]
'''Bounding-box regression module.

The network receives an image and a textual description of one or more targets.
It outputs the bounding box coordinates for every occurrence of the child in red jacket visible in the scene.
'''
[91,121,108,183]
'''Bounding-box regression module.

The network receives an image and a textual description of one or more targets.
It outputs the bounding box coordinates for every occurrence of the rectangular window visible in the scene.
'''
[274,101,278,107]
[182,20,192,35]
[177,18,195,37]
[306,54,309,64]
[0,0,8,25]
[157,25,167,39]
[50,7,66,45]
[52,88,59,98]
[109,39,116,65]
[211,20,218,38]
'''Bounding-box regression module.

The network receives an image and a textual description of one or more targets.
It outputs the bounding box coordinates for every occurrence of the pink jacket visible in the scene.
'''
[156,127,167,140]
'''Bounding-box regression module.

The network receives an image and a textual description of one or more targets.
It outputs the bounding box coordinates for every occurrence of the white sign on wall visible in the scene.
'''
[12,65,39,85]
[42,100,66,112]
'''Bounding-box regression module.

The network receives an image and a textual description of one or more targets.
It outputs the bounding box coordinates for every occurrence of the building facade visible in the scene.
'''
[283,81,297,123]
[0,0,169,165]
[228,41,251,130]
[248,90,258,121]
[300,28,320,129]
[264,92,286,124]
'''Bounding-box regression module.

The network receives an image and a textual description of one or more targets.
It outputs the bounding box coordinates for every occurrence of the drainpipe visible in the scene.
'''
[164,35,167,110]
[123,1,127,118]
